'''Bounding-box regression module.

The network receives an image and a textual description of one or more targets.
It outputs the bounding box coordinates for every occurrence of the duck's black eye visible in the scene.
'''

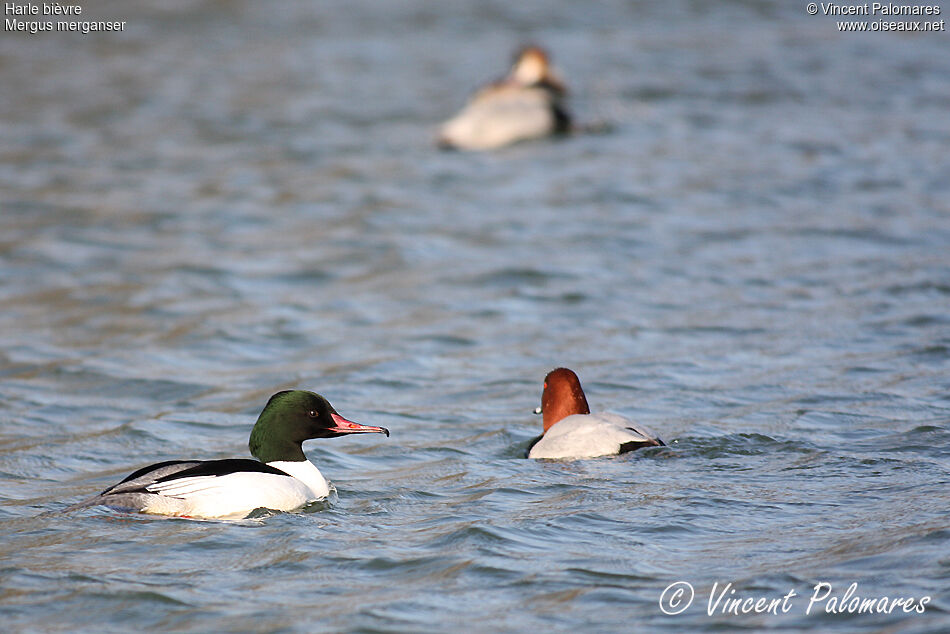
[308,410,318,418]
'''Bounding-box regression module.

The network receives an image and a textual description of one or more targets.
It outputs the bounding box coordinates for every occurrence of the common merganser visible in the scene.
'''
[438,46,571,151]
[71,390,389,519]
[526,368,664,459]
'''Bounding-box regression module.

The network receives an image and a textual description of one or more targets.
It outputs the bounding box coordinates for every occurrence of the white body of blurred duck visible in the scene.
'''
[439,46,571,151]
[527,368,664,460]
[70,390,389,519]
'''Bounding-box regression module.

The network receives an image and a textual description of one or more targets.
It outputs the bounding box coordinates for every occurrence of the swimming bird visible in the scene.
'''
[72,390,389,519]
[438,46,571,151]
[527,368,664,459]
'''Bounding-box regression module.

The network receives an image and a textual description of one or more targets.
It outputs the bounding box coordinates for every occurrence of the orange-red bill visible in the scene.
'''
[329,413,390,437]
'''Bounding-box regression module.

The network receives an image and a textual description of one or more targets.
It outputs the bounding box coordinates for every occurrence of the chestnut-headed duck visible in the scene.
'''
[438,46,571,151]
[70,390,389,519]
[527,368,664,459]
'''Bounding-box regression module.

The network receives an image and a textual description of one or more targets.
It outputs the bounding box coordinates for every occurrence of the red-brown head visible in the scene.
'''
[538,367,590,433]
[509,46,566,94]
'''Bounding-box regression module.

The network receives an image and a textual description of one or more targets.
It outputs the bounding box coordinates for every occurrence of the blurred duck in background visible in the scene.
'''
[438,46,571,151]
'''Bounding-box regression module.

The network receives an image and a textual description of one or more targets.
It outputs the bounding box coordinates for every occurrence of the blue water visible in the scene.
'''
[2,1,949,631]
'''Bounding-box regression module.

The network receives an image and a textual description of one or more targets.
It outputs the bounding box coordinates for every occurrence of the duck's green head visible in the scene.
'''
[248,390,389,463]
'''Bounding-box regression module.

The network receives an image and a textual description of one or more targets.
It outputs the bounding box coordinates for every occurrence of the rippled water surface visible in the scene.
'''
[2,1,950,632]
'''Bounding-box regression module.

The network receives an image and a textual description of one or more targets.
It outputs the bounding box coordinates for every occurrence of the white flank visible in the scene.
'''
[139,460,330,519]
[528,412,661,460]
[440,86,557,150]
